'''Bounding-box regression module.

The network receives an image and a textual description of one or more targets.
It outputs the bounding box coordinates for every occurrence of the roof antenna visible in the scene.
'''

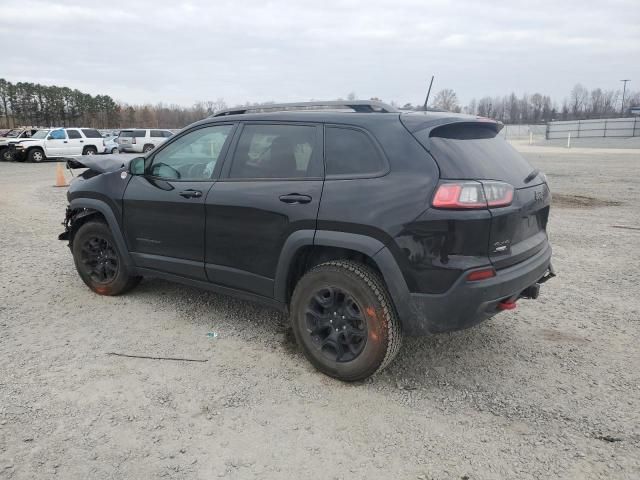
[423,75,435,111]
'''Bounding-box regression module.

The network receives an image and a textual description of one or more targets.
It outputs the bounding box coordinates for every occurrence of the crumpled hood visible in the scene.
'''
[65,154,140,174]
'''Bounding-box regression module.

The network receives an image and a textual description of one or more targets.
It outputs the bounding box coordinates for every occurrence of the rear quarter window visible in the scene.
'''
[324,126,386,177]
[81,129,102,138]
[133,130,147,138]
[119,130,134,138]
[150,130,163,138]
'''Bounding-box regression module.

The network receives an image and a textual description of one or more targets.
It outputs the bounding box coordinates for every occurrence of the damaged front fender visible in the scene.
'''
[58,206,102,246]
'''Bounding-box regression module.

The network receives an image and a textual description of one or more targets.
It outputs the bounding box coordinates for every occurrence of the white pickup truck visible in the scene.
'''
[9,127,105,162]
[0,127,40,161]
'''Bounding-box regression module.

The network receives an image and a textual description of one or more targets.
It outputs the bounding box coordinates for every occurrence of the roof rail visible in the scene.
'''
[211,100,398,117]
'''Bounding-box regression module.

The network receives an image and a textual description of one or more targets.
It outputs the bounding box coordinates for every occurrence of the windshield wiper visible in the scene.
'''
[524,169,539,184]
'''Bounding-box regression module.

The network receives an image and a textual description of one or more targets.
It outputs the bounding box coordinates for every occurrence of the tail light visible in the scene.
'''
[432,181,513,209]
[132,137,136,144]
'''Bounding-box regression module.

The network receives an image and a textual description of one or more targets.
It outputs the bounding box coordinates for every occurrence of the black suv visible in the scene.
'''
[60,100,554,381]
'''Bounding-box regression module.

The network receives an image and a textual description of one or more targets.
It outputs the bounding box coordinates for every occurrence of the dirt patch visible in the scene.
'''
[539,328,590,344]
[552,193,622,208]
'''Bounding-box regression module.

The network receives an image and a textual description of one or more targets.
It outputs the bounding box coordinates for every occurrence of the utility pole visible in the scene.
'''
[620,79,630,116]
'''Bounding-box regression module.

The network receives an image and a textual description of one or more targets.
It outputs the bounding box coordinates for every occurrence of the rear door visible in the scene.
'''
[122,124,236,280]
[205,122,323,297]
[65,129,84,155]
[414,122,550,269]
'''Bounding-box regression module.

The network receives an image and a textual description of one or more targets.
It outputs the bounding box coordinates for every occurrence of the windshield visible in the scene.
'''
[31,130,50,139]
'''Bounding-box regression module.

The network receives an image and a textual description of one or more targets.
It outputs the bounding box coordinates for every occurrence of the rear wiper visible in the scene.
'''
[524,169,539,184]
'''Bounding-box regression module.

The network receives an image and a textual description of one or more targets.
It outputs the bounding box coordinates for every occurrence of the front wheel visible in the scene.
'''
[0,148,11,161]
[72,220,140,295]
[111,147,118,154]
[28,148,45,163]
[290,260,403,381]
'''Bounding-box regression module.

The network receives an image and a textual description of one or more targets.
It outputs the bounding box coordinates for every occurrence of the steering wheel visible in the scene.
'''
[151,162,181,179]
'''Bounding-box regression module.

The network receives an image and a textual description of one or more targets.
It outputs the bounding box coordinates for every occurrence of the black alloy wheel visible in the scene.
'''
[79,236,119,284]
[306,286,367,363]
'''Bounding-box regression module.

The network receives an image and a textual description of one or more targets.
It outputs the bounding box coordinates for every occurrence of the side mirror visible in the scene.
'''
[129,157,145,175]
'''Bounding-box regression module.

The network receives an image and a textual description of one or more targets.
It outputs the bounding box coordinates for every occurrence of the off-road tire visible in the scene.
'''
[143,144,154,153]
[28,148,45,163]
[72,220,141,296]
[83,146,98,156]
[290,260,402,381]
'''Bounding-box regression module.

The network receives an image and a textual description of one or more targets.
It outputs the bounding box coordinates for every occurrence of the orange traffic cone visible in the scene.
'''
[54,162,69,188]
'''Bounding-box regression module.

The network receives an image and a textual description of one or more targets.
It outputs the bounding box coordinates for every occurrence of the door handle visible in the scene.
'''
[80,140,84,143]
[279,194,312,204]
[179,189,203,199]
[63,141,68,143]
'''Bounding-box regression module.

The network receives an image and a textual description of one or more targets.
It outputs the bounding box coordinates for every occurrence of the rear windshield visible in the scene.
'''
[413,124,534,187]
[119,130,133,137]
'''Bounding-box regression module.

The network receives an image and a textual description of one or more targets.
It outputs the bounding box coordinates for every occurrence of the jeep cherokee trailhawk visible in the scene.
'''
[59,100,554,381]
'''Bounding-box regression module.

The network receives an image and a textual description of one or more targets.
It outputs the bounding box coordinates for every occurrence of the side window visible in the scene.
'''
[133,130,146,138]
[229,124,317,179]
[66,129,81,139]
[81,129,102,138]
[150,130,163,138]
[163,130,174,138]
[325,127,386,176]
[49,129,66,140]
[149,125,234,181]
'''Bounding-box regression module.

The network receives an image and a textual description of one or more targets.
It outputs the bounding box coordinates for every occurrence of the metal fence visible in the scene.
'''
[546,117,640,139]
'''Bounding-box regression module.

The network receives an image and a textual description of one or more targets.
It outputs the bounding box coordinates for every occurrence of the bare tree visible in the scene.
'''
[431,89,459,112]
[569,83,589,117]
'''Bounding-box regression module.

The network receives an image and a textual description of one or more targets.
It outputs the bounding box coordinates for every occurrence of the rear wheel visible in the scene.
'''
[0,148,11,161]
[143,144,154,153]
[28,148,45,163]
[110,147,118,154]
[72,220,140,295]
[290,260,402,381]
[83,146,97,155]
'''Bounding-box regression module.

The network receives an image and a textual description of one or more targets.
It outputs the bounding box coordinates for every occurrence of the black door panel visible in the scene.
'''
[122,176,213,279]
[204,180,322,293]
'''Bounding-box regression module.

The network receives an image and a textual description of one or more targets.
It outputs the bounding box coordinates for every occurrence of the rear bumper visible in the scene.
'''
[404,244,553,335]
[118,145,141,153]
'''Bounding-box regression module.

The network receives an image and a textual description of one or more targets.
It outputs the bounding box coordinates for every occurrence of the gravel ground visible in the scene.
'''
[1,145,639,479]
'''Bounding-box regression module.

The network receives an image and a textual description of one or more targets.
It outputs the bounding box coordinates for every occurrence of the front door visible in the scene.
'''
[44,128,68,156]
[205,122,323,298]
[122,124,236,280]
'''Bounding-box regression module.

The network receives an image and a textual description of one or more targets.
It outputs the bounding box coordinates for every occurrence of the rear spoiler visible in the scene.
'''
[400,112,504,134]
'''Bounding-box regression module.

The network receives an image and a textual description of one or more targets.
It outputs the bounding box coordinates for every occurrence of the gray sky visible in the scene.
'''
[2,0,639,107]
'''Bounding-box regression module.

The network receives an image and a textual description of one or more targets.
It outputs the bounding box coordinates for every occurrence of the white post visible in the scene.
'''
[567,132,571,149]
[529,131,533,145]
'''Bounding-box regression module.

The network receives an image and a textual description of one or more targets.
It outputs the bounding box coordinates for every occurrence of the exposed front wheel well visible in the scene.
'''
[286,245,384,303]
[65,208,108,247]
